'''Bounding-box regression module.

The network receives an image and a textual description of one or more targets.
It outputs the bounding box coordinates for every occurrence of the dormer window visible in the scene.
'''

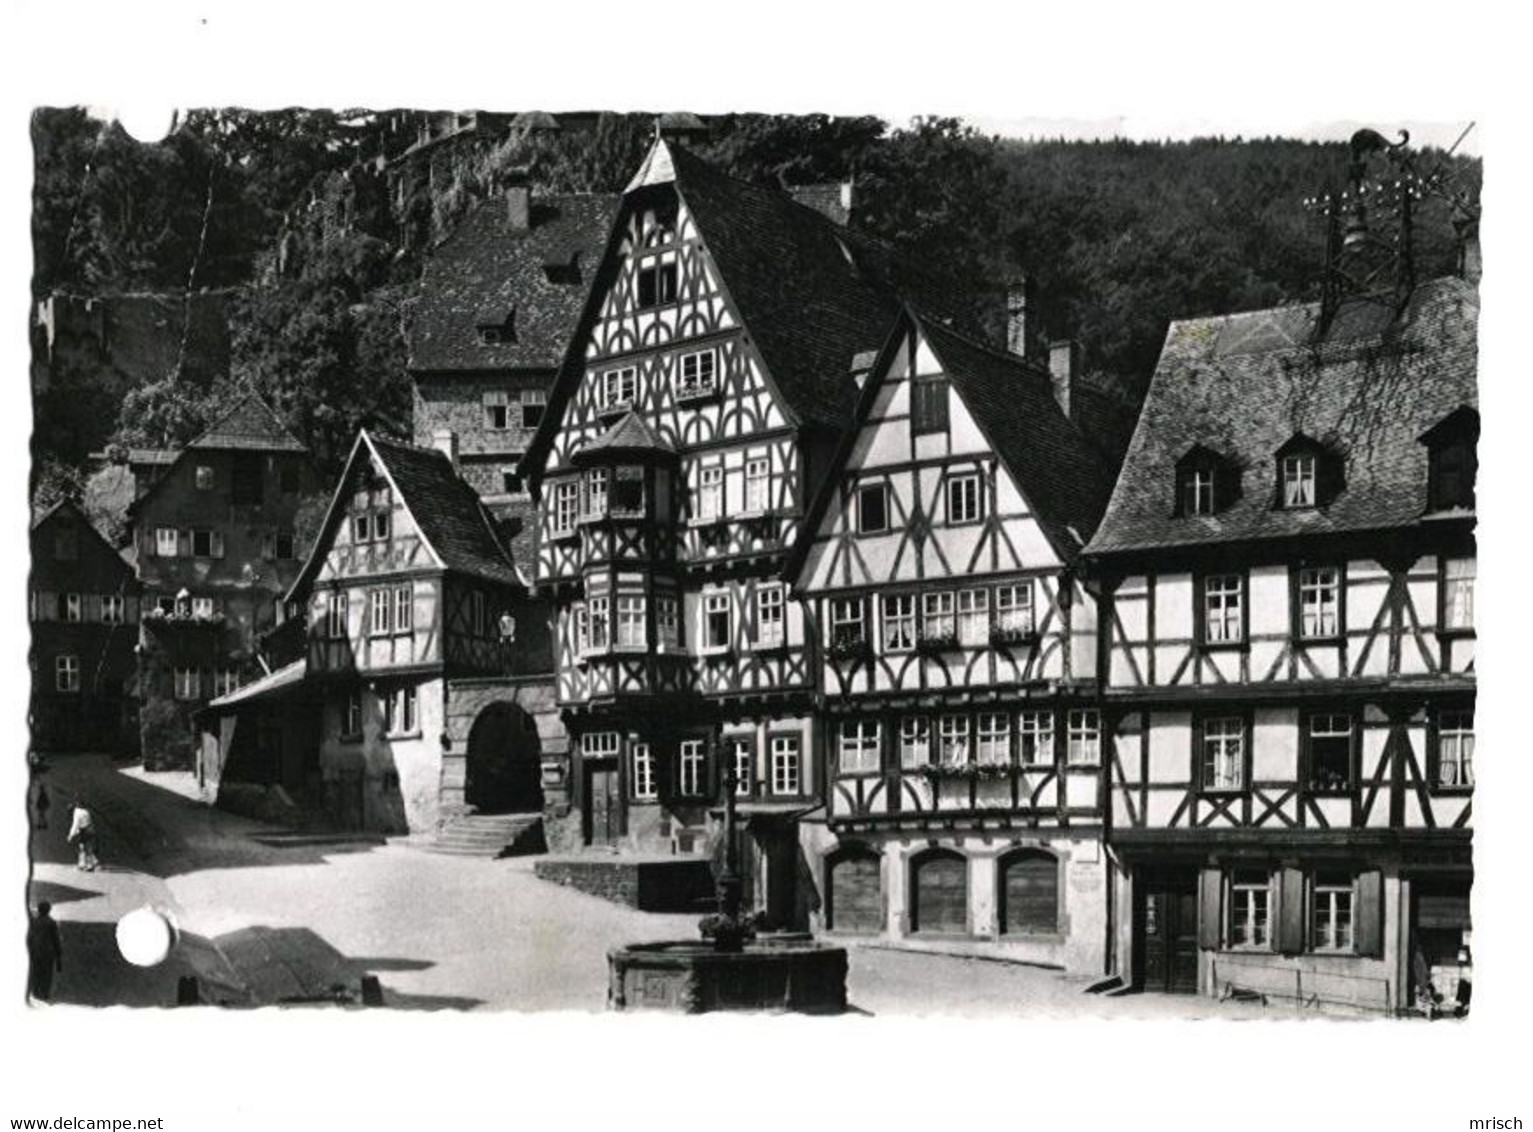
[477,308,516,345]
[1281,453,1317,508]
[1174,445,1236,517]
[1274,434,1340,510]
[1421,406,1479,513]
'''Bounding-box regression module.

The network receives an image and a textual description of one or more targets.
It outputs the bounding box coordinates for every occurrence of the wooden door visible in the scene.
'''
[584,765,621,846]
[1139,872,1199,993]
[911,853,968,934]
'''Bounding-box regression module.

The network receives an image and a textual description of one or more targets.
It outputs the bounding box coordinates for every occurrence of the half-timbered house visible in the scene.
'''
[128,393,321,770]
[523,139,996,921]
[791,309,1115,970]
[1085,276,1478,1012]
[275,430,555,835]
[28,499,140,753]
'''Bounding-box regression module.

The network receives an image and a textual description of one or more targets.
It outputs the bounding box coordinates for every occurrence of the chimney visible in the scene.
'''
[1049,340,1081,419]
[432,429,459,465]
[788,181,855,227]
[1006,276,1036,359]
[505,166,532,232]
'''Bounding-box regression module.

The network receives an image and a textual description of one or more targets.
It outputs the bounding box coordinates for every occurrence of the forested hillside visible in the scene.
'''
[30,109,1480,507]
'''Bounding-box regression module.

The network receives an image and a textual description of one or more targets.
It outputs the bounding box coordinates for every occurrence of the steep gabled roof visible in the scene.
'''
[289,431,523,602]
[915,313,1115,563]
[1085,275,1480,557]
[409,193,621,373]
[187,392,308,453]
[526,141,997,482]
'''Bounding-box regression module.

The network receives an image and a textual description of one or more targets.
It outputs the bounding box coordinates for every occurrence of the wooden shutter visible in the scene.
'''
[829,853,882,933]
[1003,853,1060,935]
[1355,870,1384,958]
[1197,868,1223,950]
[913,854,967,934]
[1277,867,1306,955]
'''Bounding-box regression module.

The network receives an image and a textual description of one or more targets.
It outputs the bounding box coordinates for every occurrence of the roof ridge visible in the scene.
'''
[185,389,306,451]
[910,306,1052,380]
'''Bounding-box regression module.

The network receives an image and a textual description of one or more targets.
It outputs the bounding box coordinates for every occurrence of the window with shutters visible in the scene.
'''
[1018,711,1054,766]
[156,527,179,558]
[1229,869,1272,949]
[838,720,881,775]
[63,593,83,623]
[1000,851,1059,935]
[191,529,225,558]
[101,595,125,625]
[899,716,931,769]
[911,851,967,934]
[678,740,706,797]
[630,742,657,801]
[1311,872,1354,952]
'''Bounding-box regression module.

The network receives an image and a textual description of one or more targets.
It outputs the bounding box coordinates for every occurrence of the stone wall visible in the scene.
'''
[533,857,715,912]
[443,675,571,842]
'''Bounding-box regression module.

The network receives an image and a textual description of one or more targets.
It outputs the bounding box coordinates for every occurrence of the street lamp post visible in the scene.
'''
[702,729,751,953]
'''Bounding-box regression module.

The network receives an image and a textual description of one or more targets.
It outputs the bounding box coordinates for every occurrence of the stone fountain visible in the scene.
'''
[607,742,848,1014]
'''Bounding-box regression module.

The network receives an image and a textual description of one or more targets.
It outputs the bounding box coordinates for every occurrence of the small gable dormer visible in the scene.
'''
[476,306,516,346]
[1273,433,1342,511]
[1420,405,1479,513]
[1174,444,1238,517]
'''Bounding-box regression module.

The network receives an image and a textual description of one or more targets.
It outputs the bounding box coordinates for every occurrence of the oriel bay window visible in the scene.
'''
[839,720,881,774]
[587,596,611,653]
[770,736,802,795]
[1201,716,1244,791]
[615,595,646,648]
[1297,567,1340,639]
[1305,713,1355,793]
[678,740,707,797]
[1201,573,1244,644]
[611,467,645,516]
[1433,708,1474,789]
[881,593,916,652]
[583,468,609,519]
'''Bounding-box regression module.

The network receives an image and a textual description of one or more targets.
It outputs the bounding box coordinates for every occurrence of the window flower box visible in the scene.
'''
[916,632,959,655]
[990,625,1039,648]
[827,635,871,662]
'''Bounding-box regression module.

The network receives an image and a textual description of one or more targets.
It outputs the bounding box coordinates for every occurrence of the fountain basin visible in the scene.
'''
[608,938,848,1014]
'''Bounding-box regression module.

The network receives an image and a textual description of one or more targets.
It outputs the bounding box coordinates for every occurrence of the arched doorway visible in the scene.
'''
[464,702,544,814]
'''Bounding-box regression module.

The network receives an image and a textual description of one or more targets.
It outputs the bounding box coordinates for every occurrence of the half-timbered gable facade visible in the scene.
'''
[280,431,551,834]
[1085,276,1478,1012]
[128,393,321,769]
[28,499,141,752]
[792,310,1115,970]
[523,140,980,918]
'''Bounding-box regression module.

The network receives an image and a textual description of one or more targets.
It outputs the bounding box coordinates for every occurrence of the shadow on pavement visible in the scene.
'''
[29,919,233,1009]
[28,879,103,908]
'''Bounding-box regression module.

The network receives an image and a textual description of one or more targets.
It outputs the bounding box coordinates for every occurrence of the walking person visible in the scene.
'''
[27,902,63,1002]
[34,781,51,832]
[67,801,99,872]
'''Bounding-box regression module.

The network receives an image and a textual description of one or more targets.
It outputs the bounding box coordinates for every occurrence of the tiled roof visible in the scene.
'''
[367,435,523,586]
[667,143,987,430]
[206,658,308,709]
[915,313,1115,564]
[1085,275,1480,557]
[578,411,675,458]
[408,193,620,373]
[187,392,309,453]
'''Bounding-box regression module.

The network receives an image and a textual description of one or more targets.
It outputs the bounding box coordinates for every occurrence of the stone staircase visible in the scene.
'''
[425,812,545,858]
